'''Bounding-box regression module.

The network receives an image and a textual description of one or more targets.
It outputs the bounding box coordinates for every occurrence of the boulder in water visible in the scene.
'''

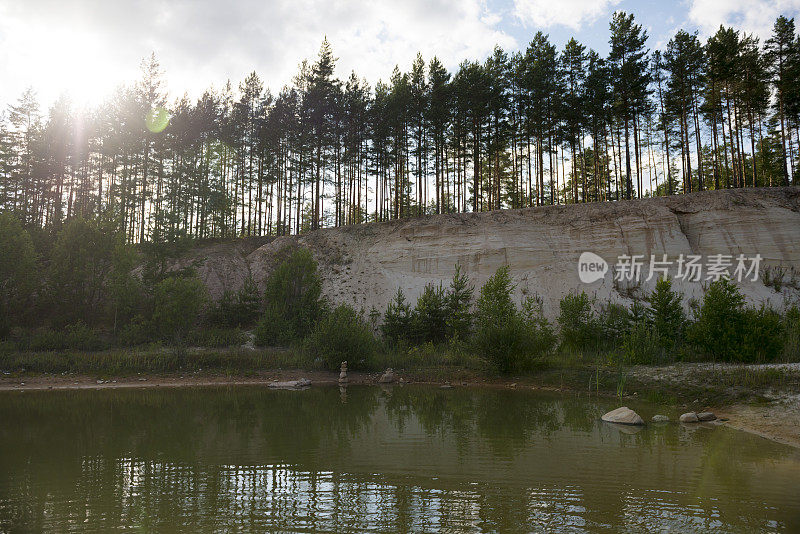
[601,407,645,426]
[680,412,699,423]
[651,414,669,423]
[697,412,717,421]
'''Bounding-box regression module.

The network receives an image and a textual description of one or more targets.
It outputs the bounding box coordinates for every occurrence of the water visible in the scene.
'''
[0,385,798,533]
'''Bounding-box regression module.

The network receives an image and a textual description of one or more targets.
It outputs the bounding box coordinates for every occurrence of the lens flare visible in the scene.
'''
[146,107,170,133]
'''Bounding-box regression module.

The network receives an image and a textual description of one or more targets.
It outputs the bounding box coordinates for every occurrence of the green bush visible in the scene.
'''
[17,323,105,352]
[597,301,631,350]
[475,314,535,374]
[109,242,146,328]
[739,307,784,363]
[186,327,246,348]
[0,213,37,337]
[474,266,550,373]
[647,277,685,348]
[381,288,413,345]
[47,217,120,325]
[116,315,153,346]
[64,323,106,351]
[306,304,377,370]
[687,278,784,363]
[521,296,558,355]
[687,278,745,361]
[206,276,261,328]
[412,283,448,344]
[152,275,207,343]
[262,247,322,340]
[254,305,294,346]
[784,307,800,361]
[445,265,474,341]
[557,291,599,352]
[622,320,664,365]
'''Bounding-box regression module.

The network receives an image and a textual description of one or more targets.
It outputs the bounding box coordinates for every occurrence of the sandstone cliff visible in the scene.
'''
[183,187,800,319]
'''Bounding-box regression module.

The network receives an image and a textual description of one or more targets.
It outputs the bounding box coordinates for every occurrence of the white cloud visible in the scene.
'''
[0,0,516,109]
[513,0,621,30]
[688,0,800,39]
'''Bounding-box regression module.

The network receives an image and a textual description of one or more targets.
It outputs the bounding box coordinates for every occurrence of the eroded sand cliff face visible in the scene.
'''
[184,187,800,319]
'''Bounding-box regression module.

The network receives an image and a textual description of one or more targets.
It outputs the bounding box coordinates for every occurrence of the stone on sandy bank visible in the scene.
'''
[601,407,645,426]
[379,369,396,384]
[268,378,311,390]
[651,415,669,423]
[697,412,717,421]
[680,412,699,423]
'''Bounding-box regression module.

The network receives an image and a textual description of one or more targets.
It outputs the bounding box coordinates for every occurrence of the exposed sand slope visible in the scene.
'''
[189,187,800,319]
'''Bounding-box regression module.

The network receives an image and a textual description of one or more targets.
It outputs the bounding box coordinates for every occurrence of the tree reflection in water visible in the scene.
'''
[0,385,798,532]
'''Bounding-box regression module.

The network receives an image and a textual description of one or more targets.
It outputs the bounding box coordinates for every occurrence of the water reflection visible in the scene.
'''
[0,386,798,532]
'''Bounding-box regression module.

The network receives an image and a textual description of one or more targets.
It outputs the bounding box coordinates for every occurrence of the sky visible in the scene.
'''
[1,0,800,112]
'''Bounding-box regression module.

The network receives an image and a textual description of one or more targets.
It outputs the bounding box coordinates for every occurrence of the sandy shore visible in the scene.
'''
[0,371,376,391]
[717,399,800,449]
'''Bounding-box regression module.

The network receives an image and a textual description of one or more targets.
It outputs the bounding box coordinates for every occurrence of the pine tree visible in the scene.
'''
[608,12,650,199]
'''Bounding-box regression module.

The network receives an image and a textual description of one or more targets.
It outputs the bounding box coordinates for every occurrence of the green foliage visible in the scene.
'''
[186,328,246,348]
[152,275,207,343]
[597,301,631,350]
[0,213,37,337]
[687,278,745,361]
[254,305,294,346]
[262,247,322,340]
[412,283,448,344]
[207,276,262,328]
[476,266,516,325]
[109,242,146,329]
[9,323,106,352]
[139,233,197,286]
[474,266,551,374]
[557,291,599,352]
[646,277,685,348]
[521,295,558,354]
[783,307,800,361]
[381,288,413,345]
[116,315,153,347]
[622,320,664,365]
[236,276,262,324]
[306,304,377,370]
[445,264,474,341]
[48,217,120,325]
[739,307,784,363]
[475,314,534,374]
[688,279,784,363]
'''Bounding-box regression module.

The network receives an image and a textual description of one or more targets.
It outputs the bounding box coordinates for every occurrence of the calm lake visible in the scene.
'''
[0,385,798,532]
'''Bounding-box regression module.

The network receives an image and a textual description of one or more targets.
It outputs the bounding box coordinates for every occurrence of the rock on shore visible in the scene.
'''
[268,378,311,390]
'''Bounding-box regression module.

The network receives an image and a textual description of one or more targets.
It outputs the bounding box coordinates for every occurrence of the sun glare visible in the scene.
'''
[21,27,119,107]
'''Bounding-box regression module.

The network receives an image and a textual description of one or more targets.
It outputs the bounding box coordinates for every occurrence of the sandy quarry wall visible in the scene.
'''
[184,187,800,319]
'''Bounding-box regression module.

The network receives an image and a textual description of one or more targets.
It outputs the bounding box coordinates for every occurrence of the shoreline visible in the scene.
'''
[2,367,798,450]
